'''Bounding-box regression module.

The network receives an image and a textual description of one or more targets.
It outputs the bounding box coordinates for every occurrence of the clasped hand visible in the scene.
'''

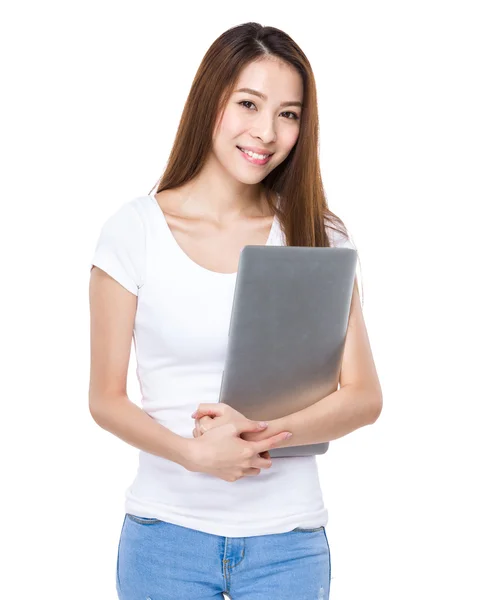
[191,403,273,458]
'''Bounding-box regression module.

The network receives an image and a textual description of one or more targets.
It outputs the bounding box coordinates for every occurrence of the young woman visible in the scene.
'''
[89,22,382,600]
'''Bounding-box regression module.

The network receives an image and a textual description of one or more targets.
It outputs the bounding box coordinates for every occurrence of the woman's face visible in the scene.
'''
[212,58,303,184]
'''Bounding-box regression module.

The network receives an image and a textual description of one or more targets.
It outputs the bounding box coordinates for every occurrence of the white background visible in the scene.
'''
[1,1,490,599]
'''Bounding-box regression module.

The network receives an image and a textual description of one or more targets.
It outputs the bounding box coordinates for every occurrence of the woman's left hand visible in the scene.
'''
[191,403,271,458]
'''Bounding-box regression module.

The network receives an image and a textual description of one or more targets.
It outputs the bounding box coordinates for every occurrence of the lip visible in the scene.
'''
[236,145,274,156]
[237,146,273,166]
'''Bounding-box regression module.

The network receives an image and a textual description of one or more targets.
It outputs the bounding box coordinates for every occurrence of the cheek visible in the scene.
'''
[217,108,244,137]
[270,130,299,164]
[283,127,300,151]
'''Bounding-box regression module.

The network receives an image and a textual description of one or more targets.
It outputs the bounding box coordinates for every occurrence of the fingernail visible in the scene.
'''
[284,432,293,439]
[259,421,269,427]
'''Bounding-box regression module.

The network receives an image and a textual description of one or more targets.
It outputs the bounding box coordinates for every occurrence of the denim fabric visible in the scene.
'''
[116,513,331,599]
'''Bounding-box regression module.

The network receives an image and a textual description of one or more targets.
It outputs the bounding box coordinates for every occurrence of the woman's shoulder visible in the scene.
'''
[91,196,149,295]
[98,194,153,224]
[325,219,357,250]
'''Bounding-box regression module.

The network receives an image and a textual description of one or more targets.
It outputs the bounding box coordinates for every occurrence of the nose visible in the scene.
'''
[251,112,277,144]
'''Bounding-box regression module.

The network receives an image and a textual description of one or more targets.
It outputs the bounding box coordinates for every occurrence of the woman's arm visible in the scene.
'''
[89,265,194,470]
[241,279,383,445]
[90,390,193,468]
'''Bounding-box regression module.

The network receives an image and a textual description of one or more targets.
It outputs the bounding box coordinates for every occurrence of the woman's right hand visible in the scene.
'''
[185,421,292,482]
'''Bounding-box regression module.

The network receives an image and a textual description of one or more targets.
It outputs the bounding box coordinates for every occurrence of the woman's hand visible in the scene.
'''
[185,422,291,482]
[191,403,272,459]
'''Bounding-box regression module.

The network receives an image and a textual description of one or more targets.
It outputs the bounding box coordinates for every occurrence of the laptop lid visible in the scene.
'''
[219,245,358,458]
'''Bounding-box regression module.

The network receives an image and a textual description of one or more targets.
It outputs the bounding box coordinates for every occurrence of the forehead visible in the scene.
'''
[235,58,303,101]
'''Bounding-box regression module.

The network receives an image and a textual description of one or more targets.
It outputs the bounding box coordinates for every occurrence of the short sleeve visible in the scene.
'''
[327,221,365,308]
[90,201,146,295]
[326,223,357,251]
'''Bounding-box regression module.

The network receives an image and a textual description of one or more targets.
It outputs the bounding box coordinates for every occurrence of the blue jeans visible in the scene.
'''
[116,513,331,599]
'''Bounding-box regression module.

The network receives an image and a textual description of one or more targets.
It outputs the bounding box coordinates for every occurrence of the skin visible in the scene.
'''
[90,56,382,478]
[153,56,304,456]
[154,56,303,275]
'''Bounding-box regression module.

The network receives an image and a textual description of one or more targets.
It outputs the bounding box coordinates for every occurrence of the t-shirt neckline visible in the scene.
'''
[149,193,277,277]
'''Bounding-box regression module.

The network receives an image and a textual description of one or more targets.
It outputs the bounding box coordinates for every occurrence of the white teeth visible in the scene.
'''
[239,147,270,160]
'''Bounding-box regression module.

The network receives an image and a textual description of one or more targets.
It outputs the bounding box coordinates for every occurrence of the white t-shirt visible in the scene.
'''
[90,193,356,537]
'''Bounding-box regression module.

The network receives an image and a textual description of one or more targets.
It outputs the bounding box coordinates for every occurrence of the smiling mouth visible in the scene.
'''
[237,146,274,158]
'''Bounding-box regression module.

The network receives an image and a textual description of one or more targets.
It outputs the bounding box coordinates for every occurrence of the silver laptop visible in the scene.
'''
[218,245,358,458]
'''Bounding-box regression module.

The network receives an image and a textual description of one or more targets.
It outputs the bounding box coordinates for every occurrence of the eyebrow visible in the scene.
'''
[234,87,303,109]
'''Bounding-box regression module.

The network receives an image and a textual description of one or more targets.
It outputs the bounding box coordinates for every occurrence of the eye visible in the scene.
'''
[239,100,256,111]
[238,101,299,120]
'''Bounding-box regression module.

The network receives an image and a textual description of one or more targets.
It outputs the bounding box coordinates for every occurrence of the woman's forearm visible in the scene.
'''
[89,394,194,469]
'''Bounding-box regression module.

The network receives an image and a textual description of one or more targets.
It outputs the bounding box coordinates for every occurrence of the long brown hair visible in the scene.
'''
[149,22,363,302]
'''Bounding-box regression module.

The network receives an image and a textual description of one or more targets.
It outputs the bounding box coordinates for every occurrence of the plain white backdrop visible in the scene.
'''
[1,1,490,599]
